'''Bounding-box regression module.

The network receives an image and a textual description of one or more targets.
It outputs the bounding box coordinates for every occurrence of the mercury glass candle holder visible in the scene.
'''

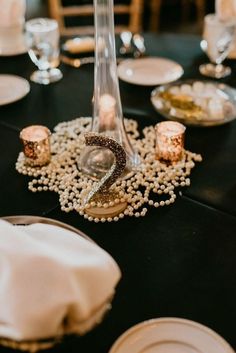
[79,0,139,180]
[155,121,186,162]
[20,125,51,166]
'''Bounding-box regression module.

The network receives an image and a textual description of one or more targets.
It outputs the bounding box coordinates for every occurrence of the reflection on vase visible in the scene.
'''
[79,0,139,180]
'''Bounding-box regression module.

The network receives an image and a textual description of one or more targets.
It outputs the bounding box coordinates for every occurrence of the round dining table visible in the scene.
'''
[0,33,236,352]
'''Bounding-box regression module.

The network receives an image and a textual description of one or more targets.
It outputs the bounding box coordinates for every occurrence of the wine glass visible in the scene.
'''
[25,18,63,85]
[200,14,235,79]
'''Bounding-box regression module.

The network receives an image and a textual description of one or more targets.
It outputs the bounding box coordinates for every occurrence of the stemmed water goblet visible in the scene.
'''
[25,18,63,85]
[200,14,235,79]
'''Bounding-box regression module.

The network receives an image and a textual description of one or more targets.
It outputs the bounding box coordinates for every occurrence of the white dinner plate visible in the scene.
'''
[117,57,184,86]
[109,317,234,353]
[0,75,30,106]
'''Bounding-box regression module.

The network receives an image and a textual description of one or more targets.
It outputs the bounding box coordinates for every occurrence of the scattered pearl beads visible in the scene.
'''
[16,117,202,223]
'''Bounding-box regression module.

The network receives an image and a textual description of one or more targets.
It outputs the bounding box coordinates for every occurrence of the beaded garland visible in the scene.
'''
[16,117,202,222]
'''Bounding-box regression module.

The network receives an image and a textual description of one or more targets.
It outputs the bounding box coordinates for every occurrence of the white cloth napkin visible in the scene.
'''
[0,220,121,341]
[216,0,236,20]
[0,0,26,27]
[64,37,95,54]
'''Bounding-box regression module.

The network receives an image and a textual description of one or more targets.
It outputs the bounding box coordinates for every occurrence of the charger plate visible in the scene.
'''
[2,215,92,242]
[151,80,236,126]
[109,318,234,353]
[0,215,94,352]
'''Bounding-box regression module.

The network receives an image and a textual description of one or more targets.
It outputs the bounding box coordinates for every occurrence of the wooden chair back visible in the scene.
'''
[149,0,205,32]
[48,0,144,35]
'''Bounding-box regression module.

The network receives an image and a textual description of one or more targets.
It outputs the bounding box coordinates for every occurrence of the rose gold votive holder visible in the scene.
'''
[155,121,186,162]
[20,125,51,166]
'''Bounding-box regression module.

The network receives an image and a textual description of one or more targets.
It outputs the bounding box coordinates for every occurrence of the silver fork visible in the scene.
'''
[133,34,146,58]
[119,31,133,55]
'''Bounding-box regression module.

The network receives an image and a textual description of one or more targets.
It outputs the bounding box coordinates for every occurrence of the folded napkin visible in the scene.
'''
[64,37,95,54]
[0,0,26,27]
[0,220,121,342]
[216,0,236,20]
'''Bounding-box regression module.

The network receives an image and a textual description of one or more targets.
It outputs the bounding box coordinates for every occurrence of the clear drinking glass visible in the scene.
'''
[200,14,235,78]
[25,18,62,85]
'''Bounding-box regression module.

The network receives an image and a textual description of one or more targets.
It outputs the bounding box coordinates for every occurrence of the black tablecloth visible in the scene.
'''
[0,33,236,352]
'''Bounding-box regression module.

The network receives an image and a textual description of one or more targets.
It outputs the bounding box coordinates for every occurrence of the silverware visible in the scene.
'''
[119,31,133,55]
[133,33,146,58]
[60,55,94,68]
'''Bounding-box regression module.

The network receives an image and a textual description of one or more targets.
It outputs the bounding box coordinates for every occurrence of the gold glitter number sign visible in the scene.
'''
[83,133,126,204]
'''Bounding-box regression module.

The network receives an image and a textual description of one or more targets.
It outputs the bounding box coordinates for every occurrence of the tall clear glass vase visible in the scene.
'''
[79,0,139,179]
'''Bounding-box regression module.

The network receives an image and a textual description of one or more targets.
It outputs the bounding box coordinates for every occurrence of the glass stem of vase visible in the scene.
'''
[79,0,139,179]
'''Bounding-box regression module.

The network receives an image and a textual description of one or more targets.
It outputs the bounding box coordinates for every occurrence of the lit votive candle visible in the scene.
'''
[20,125,51,166]
[99,94,116,130]
[155,121,186,162]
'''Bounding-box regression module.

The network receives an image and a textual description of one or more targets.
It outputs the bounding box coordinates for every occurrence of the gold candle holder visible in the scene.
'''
[155,121,186,162]
[20,125,51,166]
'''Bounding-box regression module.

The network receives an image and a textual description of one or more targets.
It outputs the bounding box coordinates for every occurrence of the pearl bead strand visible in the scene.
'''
[16,117,202,222]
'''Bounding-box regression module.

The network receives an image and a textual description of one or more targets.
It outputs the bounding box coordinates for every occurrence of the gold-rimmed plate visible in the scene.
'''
[151,79,236,127]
